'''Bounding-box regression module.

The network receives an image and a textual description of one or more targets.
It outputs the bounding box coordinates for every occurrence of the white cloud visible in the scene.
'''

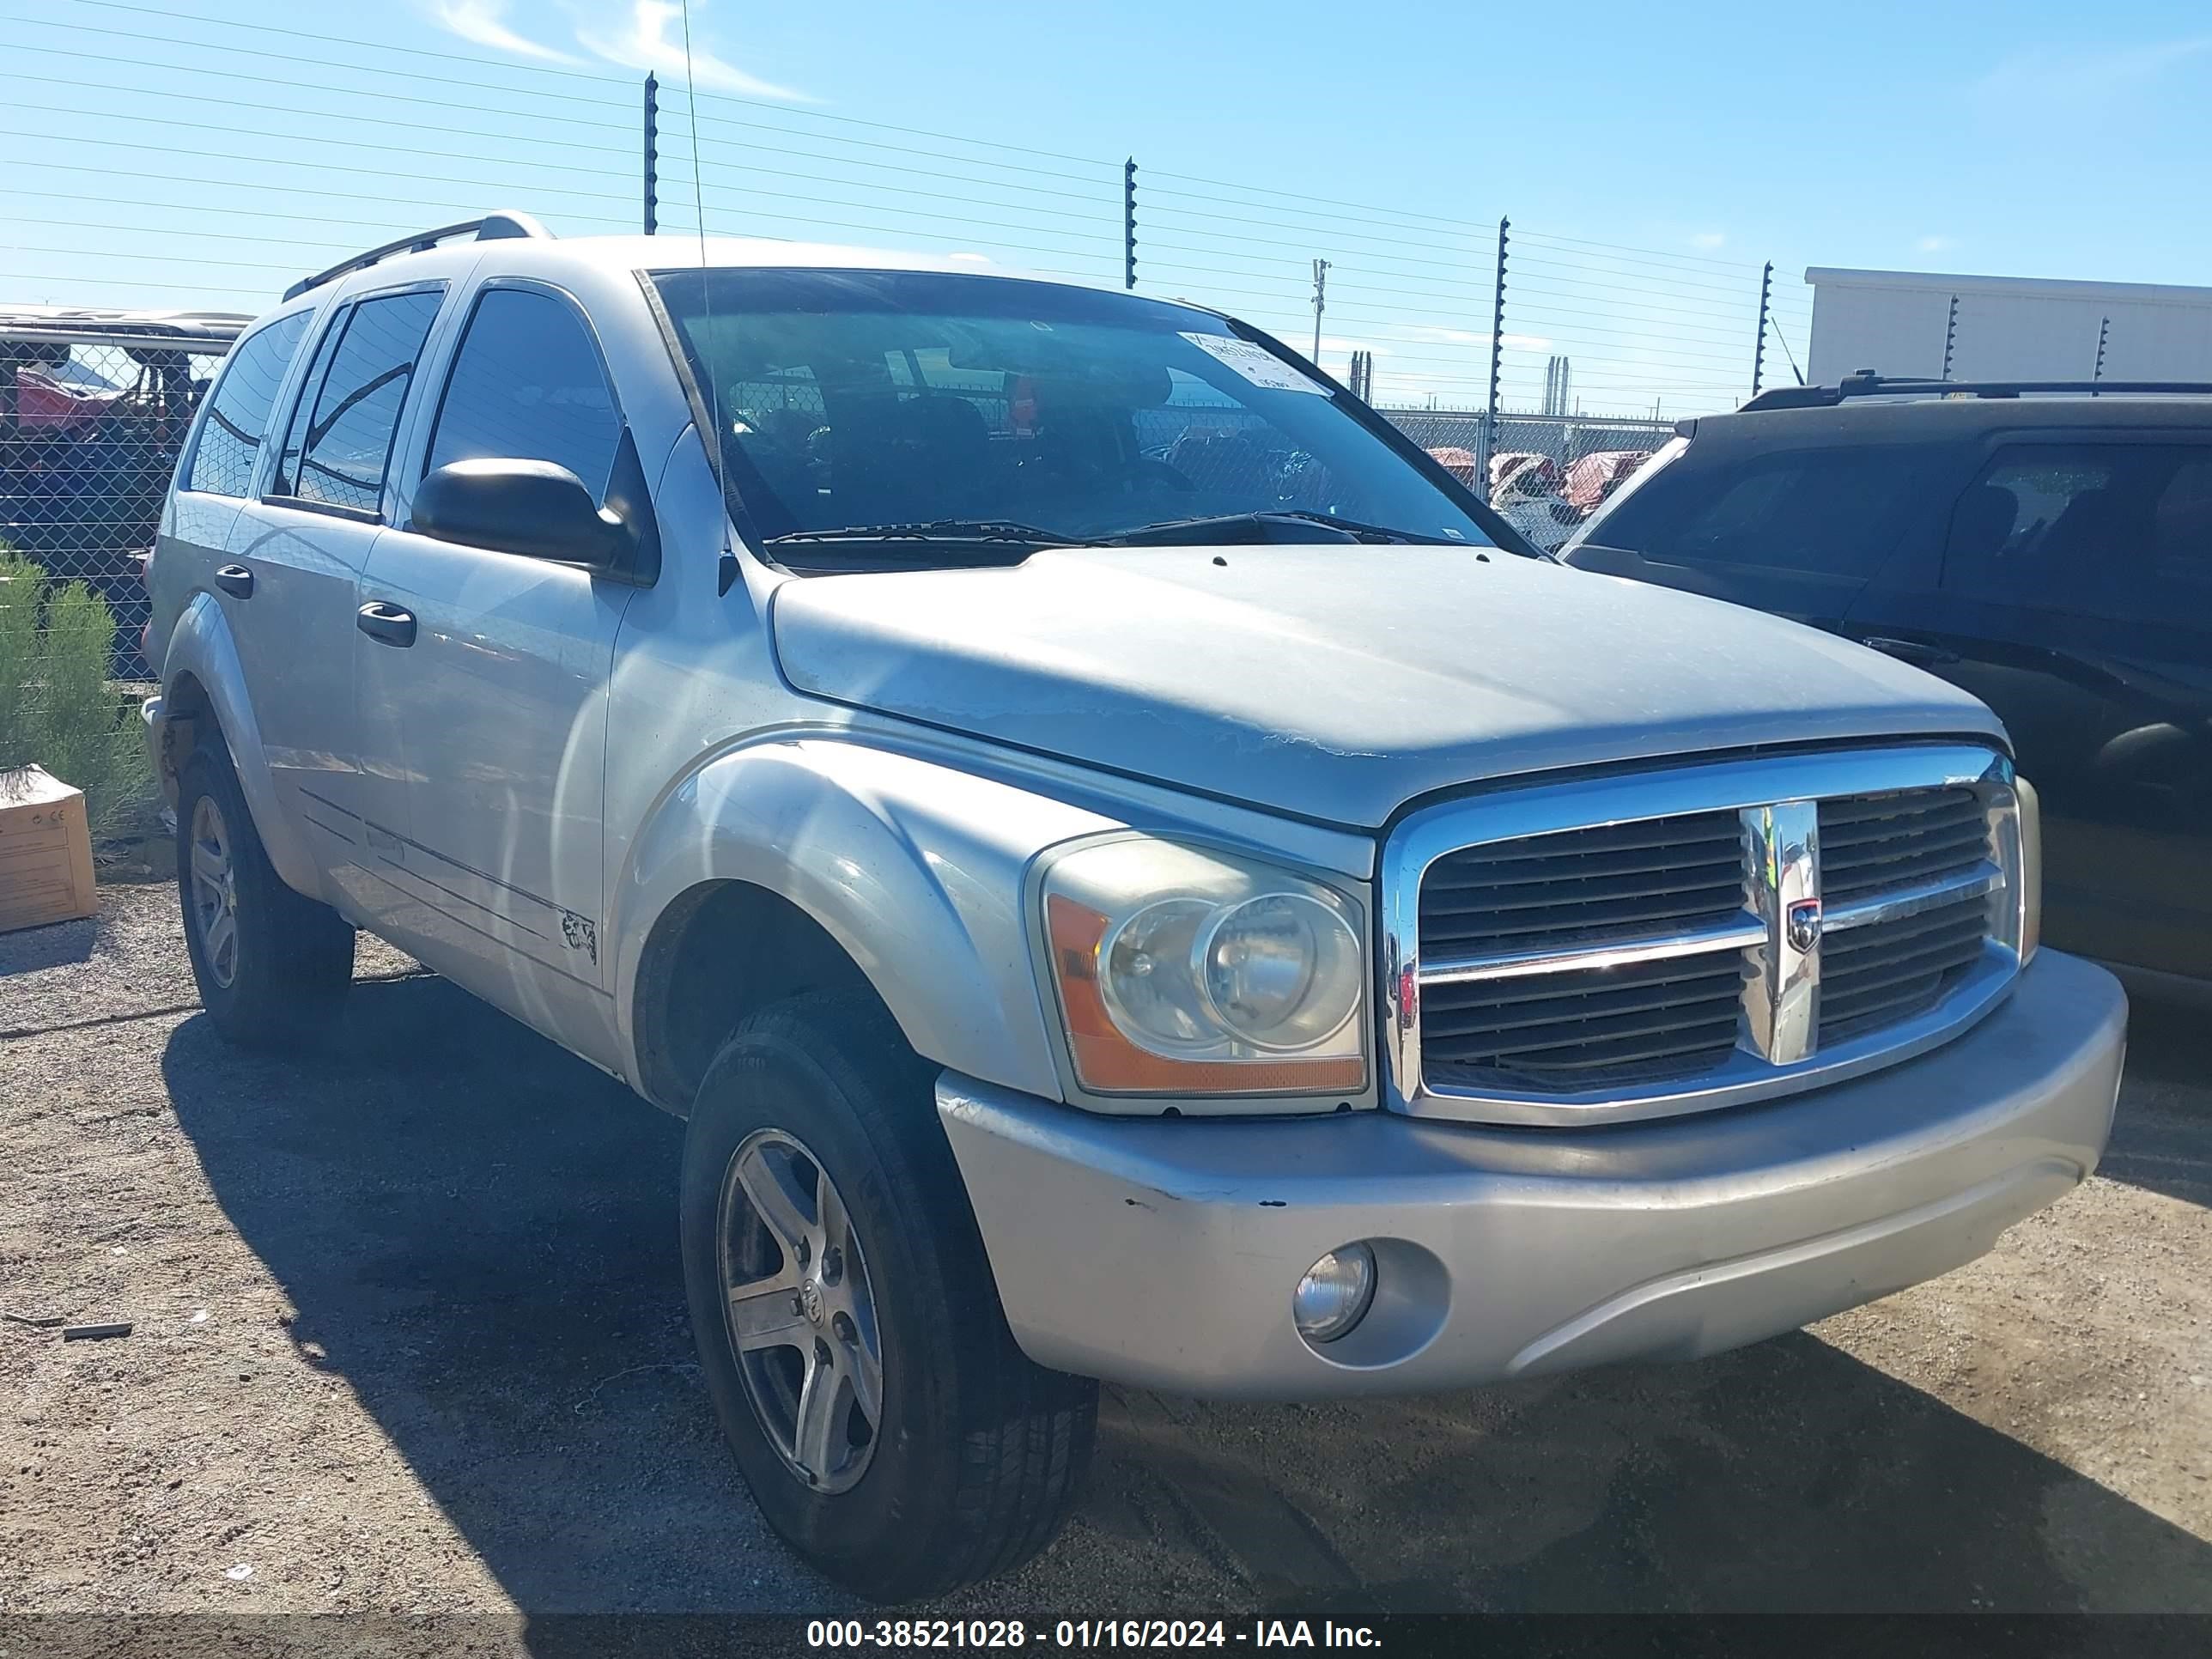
[1393,325,1551,351]
[575,0,808,100]
[1917,235,1955,254]
[1310,335,1390,358]
[1689,232,1727,249]
[427,0,579,63]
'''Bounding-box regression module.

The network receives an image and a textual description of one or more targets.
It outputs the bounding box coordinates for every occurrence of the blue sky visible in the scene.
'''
[8,0,2212,415]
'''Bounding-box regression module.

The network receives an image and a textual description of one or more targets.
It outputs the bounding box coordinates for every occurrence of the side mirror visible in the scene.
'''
[410,459,627,567]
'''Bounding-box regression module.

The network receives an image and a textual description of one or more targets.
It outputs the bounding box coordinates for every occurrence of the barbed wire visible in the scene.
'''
[12,0,1821,418]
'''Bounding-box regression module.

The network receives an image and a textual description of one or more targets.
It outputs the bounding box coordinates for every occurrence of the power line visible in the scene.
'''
[1507,254,1758,301]
[43,3,1789,313]
[681,182,1111,247]
[6,21,636,111]
[1139,200,1486,258]
[62,0,632,85]
[2,169,638,228]
[53,2,1115,169]
[1140,225,1488,275]
[671,133,1114,206]
[12,244,326,275]
[8,95,638,160]
[18,131,639,198]
[18,137,641,205]
[1145,167,1494,237]
[655,88,1114,172]
[1512,228,1773,276]
[659,104,1115,191]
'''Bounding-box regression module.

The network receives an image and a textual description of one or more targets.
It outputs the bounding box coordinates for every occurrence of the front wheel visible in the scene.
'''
[680,993,1097,1601]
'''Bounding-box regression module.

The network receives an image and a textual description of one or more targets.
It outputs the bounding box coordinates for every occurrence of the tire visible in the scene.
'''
[681,991,1097,1601]
[175,740,356,1047]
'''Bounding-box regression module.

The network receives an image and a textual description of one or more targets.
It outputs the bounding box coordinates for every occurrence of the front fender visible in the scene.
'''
[161,592,321,896]
[612,738,1121,1102]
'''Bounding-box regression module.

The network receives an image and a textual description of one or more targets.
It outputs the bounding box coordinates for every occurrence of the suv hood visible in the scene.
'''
[770,545,2005,830]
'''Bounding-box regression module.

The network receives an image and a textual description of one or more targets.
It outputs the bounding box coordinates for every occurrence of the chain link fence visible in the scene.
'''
[3,313,240,849]
[1383,407,1674,549]
[3,313,242,686]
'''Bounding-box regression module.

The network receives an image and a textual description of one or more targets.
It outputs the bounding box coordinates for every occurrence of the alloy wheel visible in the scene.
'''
[715,1127,883,1492]
[188,794,240,989]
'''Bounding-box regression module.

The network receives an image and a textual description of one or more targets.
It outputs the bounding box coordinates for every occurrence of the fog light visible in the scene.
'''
[1293,1243,1376,1343]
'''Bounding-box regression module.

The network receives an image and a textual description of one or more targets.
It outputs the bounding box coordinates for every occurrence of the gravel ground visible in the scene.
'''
[2,884,2207,1629]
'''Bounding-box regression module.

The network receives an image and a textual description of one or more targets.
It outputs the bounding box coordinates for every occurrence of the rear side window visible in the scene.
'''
[1588,445,1923,579]
[183,312,311,497]
[1946,442,2212,625]
[424,288,621,501]
[274,289,444,516]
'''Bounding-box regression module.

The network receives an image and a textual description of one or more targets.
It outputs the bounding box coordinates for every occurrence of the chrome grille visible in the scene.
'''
[1421,951,1747,1085]
[1419,812,1746,953]
[1820,787,1989,902]
[1819,895,1990,1044]
[1418,814,1749,1085]
[1816,788,1996,1045]
[1383,746,2027,1126]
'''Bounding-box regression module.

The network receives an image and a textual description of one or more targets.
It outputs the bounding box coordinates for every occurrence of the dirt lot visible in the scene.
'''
[3,884,2208,1627]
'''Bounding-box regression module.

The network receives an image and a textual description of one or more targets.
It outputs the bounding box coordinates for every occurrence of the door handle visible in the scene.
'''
[213,563,254,599]
[356,601,417,648]
[1858,635,1958,668]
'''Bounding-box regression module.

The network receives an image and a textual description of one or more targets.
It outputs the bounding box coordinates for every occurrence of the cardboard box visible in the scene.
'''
[0,766,98,934]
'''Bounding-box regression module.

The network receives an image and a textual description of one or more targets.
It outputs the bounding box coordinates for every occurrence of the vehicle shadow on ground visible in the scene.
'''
[2098,995,2212,1208]
[160,972,2212,1620]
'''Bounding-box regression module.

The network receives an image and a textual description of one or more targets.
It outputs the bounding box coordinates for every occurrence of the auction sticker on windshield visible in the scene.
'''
[1179,332,1331,394]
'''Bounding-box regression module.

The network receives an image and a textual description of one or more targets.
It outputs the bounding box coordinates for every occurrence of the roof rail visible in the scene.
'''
[282,210,552,303]
[1741,370,2212,412]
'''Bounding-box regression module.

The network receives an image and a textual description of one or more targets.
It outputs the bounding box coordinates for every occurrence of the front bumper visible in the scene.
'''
[938,949,2124,1400]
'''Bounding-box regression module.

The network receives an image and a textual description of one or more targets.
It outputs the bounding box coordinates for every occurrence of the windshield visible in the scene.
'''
[649,268,1500,556]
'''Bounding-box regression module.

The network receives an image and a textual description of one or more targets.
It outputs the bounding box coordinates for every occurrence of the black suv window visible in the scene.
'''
[425,288,622,501]
[274,289,444,516]
[184,312,311,497]
[1587,446,1923,579]
[1946,442,2212,624]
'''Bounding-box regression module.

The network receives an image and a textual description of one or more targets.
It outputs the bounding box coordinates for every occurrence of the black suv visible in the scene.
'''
[1564,376,2212,989]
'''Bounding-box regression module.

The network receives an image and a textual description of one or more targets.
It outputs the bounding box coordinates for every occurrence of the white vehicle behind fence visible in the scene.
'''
[143,213,2125,1601]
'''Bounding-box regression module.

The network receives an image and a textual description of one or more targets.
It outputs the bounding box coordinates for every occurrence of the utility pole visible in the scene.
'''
[2092,314,2110,393]
[1123,159,1138,289]
[1310,258,1330,362]
[642,73,659,235]
[1942,294,1960,380]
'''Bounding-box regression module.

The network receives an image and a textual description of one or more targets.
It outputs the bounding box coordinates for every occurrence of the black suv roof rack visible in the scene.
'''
[283,210,551,303]
[1741,370,2212,412]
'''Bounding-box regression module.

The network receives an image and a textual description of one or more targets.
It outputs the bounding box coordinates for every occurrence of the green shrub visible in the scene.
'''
[0,551,154,839]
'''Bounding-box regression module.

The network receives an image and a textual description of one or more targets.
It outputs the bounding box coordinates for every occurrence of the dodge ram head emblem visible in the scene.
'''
[1785,897,1824,953]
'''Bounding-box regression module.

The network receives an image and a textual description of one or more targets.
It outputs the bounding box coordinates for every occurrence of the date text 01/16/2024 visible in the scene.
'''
[805,1620,1382,1649]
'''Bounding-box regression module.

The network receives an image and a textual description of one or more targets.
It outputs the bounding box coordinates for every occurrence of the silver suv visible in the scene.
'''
[145,213,2125,1601]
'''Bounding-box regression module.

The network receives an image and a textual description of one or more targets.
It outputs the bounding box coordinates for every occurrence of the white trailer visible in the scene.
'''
[1805,266,2212,386]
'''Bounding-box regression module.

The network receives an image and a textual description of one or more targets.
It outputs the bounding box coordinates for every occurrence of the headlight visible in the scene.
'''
[1042,838,1368,1097]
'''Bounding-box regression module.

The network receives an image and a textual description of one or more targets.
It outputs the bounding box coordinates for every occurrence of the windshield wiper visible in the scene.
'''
[1098,509,1457,546]
[765,519,1093,547]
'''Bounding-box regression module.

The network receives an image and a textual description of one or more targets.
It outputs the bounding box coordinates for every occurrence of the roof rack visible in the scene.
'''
[1741,370,2212,412]
[283,210,552,303]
